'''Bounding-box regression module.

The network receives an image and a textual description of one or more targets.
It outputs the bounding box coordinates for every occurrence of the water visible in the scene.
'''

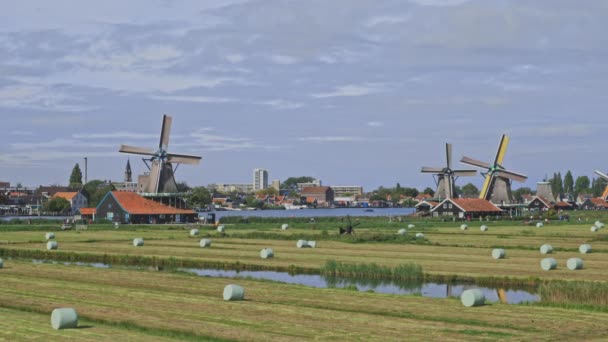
[204,208,415,220]
[182,268,539,304]
[32,259,110,269]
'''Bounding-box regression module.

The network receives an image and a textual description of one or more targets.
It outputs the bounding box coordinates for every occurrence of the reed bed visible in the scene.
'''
[321,260,423,282]
[539,281,608,308]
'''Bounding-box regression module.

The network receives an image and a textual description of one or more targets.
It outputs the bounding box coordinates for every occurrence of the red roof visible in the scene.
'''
[590,198,608,207]
[531,196,552,208]
[79,208,96,215]
[447,198,502,212]
[53,192,79,200]
[301,186,331,194]
[554,201,572,207]
[110,192,195,215]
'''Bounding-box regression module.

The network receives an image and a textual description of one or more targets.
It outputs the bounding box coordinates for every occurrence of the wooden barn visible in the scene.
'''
[431,198,503,219]
[580,198,608,210]
[96,192,197,224]
[527,196,553,212]
[415,200,439,213]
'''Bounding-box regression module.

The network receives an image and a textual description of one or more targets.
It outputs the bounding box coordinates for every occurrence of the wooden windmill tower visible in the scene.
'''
[460,134,527,204]
[421,143,477,200]
[594,170,608,200]
[119,115,202,194]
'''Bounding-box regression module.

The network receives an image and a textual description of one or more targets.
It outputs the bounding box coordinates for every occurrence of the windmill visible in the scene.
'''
[421,143,477,199]
[460,134,527,204]
[119,115,202,194]
[594,170,608,200]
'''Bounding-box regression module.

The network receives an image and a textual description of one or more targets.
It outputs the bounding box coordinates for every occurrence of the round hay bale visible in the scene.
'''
[260,248,274,259]
[199,239,211,248]
[307,241,317,248]
[461,289,485,307]
[595,221,604,229]
[0,258,3,269]
[297,240,309,248]
[579,244,592,254]
[45,232,55,240]
[133,238,144,247]
[407,224,415,229]
[281,224,289,230]
[51,308,78,330]
[223,284,245,301]
[591,226,599,232]
[536,222,544,228]
[540,258,557,271]
[492,248,505,260]
[46,241,58,250]
[415,233,424,239]
[540,244,553,254]
[567,258,584,270]
[480,225,488,232]
[460,224,468,231]
[190,229,200,236]
[398,228,407,235]
[217,225,225,233]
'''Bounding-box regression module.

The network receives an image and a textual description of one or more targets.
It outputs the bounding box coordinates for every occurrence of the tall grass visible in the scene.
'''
[539,281,608,307]
[320,260,423,282]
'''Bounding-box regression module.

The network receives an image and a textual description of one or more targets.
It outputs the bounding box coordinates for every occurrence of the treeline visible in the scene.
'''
[546,171,606,197]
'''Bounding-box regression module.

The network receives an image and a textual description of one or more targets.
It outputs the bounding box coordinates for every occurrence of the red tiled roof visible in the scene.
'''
[554,201,572,207]
[301,186,331,194]
[531,196,552,208]
[415,200,439,208]
[590,198,608,206]
[306,196,317,203]
[110,192,195,215]
[79,208,96,215]
[449,198,502,212]
[53,192,79,200]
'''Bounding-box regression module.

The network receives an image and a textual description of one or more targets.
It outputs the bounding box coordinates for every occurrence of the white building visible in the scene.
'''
[210,183,254,194]
[253,168,269,191]
[331,185,364,197]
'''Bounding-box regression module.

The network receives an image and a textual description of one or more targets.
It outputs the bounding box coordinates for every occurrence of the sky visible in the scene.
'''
[1,0,607,191]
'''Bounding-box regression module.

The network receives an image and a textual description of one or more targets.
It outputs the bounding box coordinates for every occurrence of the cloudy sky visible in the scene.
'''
[1,0,607,191]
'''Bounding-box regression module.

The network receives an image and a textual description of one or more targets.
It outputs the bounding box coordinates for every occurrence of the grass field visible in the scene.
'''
[1,218,608,340]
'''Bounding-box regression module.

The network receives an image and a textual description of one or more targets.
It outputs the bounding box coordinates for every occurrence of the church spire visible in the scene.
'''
[124,159,132,182]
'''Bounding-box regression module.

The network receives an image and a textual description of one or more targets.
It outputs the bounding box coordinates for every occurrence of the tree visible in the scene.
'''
[563,171,574,194]
[83,180,115,208]
[189,187,212,208]
[423,187,435,196]
[176,182,191,193]
[574,176,591,196]
[245,196,264,209]
[512,187,533,202]
[591,177,607,197]
[461,183,479,197]
[45,197,71,213]
[69,163,83,187]
[282,176,316,190]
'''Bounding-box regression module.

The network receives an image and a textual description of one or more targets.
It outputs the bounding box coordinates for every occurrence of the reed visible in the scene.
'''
[539,281,608,307]
[320,260,423,282]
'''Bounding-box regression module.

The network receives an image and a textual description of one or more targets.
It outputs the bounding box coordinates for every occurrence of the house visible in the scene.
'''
[53,191,88,214]
[415,200,439,213]
[415,193,433,202]
[577,193,595,205]
[96,191,197,224]
[553,201,574,211]
[37,186,78,198]
[521,194,534,204]
[431,198,503,219]
[76,207,97,221]
[527,196,553,212]
[300,186,334,206]
[579,198,608,210]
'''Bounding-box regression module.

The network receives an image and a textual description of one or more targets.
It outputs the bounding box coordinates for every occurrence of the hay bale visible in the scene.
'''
[540,244,553,254]
[595,221,604,229]
[0,258,3,269]
[46,241,58,250]
[567,258,584,270]
[190,229,200,236]
[461,289,485,307]
[579,244,592,254]
[133,238,144,247]
[415,233,425,239]
[51,308,78,330]
[460,224,468,231]
[307,241,317,248]
[297,240,310,248]
[591,226,599,232]
[281,224,289,230]
[223,284,245,301]
[45,232,55,240]
[217,225,225,233]
[480,225,488,232]
[407,224,415,229]
[398,228,407,235]
[492,248,505,259]
[260,248,274,259]
[540,258,557,271]
[536,222,544,228]
[199,239,211,248]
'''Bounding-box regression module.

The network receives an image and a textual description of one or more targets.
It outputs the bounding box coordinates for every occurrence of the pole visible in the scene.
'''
[84,157,88,184]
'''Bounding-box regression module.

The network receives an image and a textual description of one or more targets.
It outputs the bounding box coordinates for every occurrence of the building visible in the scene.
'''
[527,196,553,212]
[53,191,88,213]
[253,168,268,191]
[96,191,197,224]
[113,160,139,192]
[297,179,322,191]
[579,198,608,210]
[331,185,363,197]
[553,201,574,211]
[535,182,556,203]
[415,200,439,213]
[271,180,281,192]
[37,186,78,198]
[0,182,9,189]
[76,207,97,221]
[301,186,334,206]
[431,198,503,219]
[209,183,254,194]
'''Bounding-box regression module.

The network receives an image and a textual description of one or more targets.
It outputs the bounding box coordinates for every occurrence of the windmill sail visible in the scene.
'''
[421,143,476,199]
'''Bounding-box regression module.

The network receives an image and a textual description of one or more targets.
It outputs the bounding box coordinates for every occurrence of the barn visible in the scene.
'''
[527,196,553,212]
[96,191,197,224]
[431,198,503,219]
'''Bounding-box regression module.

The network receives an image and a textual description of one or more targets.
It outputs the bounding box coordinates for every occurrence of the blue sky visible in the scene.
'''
[1,0,607,191]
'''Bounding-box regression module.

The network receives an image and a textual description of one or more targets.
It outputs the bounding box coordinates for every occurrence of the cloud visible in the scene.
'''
[297,136,364,143]
[72,132,160,140]
[10,139,115,150]
[187,130,281,152]
[406,0,471,6]
[149,95,236,103]
[10,131,33,136]
[64,44,183,70]
[270,54,299,65]
[311,84,386,98]
[255,99,303,110]
[226,54,245,63]
[0,84,94,112]
[533,124,599,138]
[367,121,384,127]
[365,16,408,28]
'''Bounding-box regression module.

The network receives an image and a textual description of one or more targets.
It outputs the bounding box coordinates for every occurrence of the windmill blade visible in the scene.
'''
[494,134,510,166]
[167,153,202,165]
[148,161,162,193]
[460,156,490,169]
[446,143,453,170]
[479,174,494,200]
[452,170,477,177]
[594,170,608,181]
[119,145,155,156]
[421,166,444,173]
[495,170,528,183]
[159,114,173,150]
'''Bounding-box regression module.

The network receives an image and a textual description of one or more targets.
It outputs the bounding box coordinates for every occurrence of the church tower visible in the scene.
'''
[124,159,132,183]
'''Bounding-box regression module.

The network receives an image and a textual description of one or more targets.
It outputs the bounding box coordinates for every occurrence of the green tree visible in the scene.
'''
[563,171,574,194]
[176,182,191,193]
[591,177,607,197]
[69,163,83,187]
[575,176,591,196]
[282,176,316,190]
[45,197,71,213]
[423,187,435,196]
[512,187,533,202]
[83,180,115,208]
[461,183,479,197]
[245,196,264,209]
[189,186,211,208]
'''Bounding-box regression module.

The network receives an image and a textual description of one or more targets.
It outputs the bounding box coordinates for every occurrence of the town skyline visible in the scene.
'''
[1,1,608,189]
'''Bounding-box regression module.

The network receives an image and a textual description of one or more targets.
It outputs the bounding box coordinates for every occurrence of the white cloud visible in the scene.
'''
[270,54,299,65]
[0,84,94,112]
[255,99,303,110]
[406,0,471,6]
[72,132,159,140]
[150,95,236,103]
[365,16,408,28]
[367,121,384,127]
[297,136,364,143]
[311,84,386,98]
[64,44,183,70]
[10,131,33,136]
[226,54,245,63]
